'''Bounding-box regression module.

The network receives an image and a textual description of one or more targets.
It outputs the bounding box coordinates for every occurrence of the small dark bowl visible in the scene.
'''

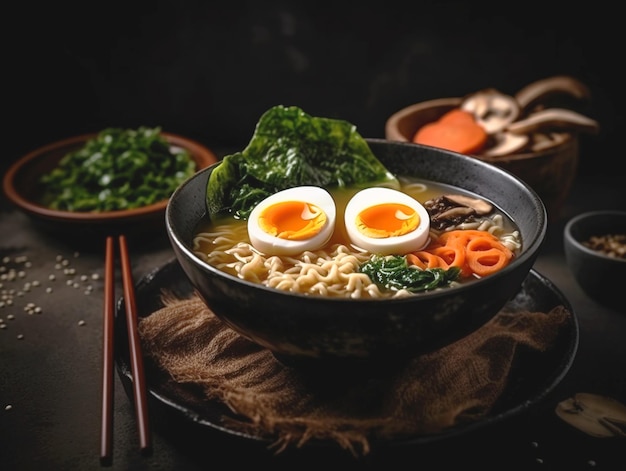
[3,132,218,246]
[166,138,547,365]
[564,210,626,310]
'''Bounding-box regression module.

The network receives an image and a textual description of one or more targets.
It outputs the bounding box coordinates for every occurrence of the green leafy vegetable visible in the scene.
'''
[206,105,399,220]
[39,127,196,212]
[359,255,461,293]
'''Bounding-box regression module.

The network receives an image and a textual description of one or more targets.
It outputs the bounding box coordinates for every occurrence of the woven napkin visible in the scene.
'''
[138,294,571,456]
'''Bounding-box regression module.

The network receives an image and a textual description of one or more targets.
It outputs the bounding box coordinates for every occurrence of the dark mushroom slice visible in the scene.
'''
[478,132,529,157]
[432,206,475,221]
[442,194,493,215]
[424,194,493,231]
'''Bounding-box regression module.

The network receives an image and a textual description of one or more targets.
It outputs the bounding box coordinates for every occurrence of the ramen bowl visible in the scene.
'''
[166,138,547,365]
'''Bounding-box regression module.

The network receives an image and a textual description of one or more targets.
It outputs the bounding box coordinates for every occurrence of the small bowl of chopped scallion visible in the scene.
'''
[3,127,218,244]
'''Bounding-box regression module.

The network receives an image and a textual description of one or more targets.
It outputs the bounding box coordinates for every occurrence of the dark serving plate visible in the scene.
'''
[114,259,578,449]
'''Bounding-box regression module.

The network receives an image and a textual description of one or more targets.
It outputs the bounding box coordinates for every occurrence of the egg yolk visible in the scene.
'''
[257,200,327,240]
[355,203,419,238]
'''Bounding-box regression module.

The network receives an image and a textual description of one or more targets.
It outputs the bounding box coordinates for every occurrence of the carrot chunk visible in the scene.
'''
[413,109,488,155]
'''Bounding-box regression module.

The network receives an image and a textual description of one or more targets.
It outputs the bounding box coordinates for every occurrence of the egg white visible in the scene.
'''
[344,187,431,255]
[247,186,336,256]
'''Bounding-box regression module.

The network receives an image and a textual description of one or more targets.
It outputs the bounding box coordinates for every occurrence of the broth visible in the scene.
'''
[192,176,521,299]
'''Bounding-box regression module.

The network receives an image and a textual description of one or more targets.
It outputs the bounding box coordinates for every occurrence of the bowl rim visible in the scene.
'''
[564,210,626,263]
[385,97,578,163]
[3,131,219,223]
[166,138,548,303]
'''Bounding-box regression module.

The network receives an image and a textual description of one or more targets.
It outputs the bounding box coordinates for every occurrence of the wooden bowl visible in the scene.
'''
[3,131,218,246]
[385,98,579,222]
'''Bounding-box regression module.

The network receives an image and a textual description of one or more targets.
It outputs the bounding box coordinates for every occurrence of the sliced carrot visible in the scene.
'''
[412,109,488,155]
[406,253,427,269]
[465,237,513,277]
[408,251,445,269]
[407,229,514,278]
[431,243,468,274]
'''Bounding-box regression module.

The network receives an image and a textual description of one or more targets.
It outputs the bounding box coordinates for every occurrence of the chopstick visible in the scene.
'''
[100,236,115,465]
[100,235,152,465]
[119,234,152,454]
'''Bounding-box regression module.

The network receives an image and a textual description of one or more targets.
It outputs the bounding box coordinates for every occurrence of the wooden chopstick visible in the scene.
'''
[119,234,152,455]
[100,236,115,465]
[100,235,152,465]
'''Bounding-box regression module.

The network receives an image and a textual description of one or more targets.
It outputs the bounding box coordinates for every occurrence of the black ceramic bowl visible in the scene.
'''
[564,210,626,310]
[166,138,547,364]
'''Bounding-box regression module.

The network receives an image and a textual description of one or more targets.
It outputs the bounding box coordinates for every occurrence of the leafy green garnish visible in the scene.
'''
[39,127,196,212]
[359,255,461,293]
[206,105,399,220]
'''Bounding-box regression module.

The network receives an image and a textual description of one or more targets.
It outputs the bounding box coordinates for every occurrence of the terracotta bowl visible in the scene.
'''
[166,138,547,366]
[385,98,579,222]
[3,131,218,245]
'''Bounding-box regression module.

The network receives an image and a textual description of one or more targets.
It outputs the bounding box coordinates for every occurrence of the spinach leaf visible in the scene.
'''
[206,105,399,220]
[359,255,461,293]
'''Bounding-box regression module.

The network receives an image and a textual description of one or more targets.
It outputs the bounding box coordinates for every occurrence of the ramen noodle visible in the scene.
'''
[193,178,522,299]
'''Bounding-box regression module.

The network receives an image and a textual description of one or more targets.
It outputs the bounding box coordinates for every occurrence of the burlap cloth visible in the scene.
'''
[138,293,571,456]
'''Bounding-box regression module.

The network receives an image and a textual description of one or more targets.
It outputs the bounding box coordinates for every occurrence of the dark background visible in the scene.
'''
[4,0,623,177]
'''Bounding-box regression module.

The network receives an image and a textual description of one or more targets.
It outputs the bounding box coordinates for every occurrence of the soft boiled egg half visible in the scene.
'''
[247,186,336,256]
[344,187,431,255]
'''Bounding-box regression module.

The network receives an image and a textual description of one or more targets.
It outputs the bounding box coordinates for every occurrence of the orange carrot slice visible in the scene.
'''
[407,229,514,278]
[413,109,488,155]
[465,236,513,277]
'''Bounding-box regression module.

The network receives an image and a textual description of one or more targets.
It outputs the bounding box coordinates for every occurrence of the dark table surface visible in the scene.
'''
[1,169,625,471]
